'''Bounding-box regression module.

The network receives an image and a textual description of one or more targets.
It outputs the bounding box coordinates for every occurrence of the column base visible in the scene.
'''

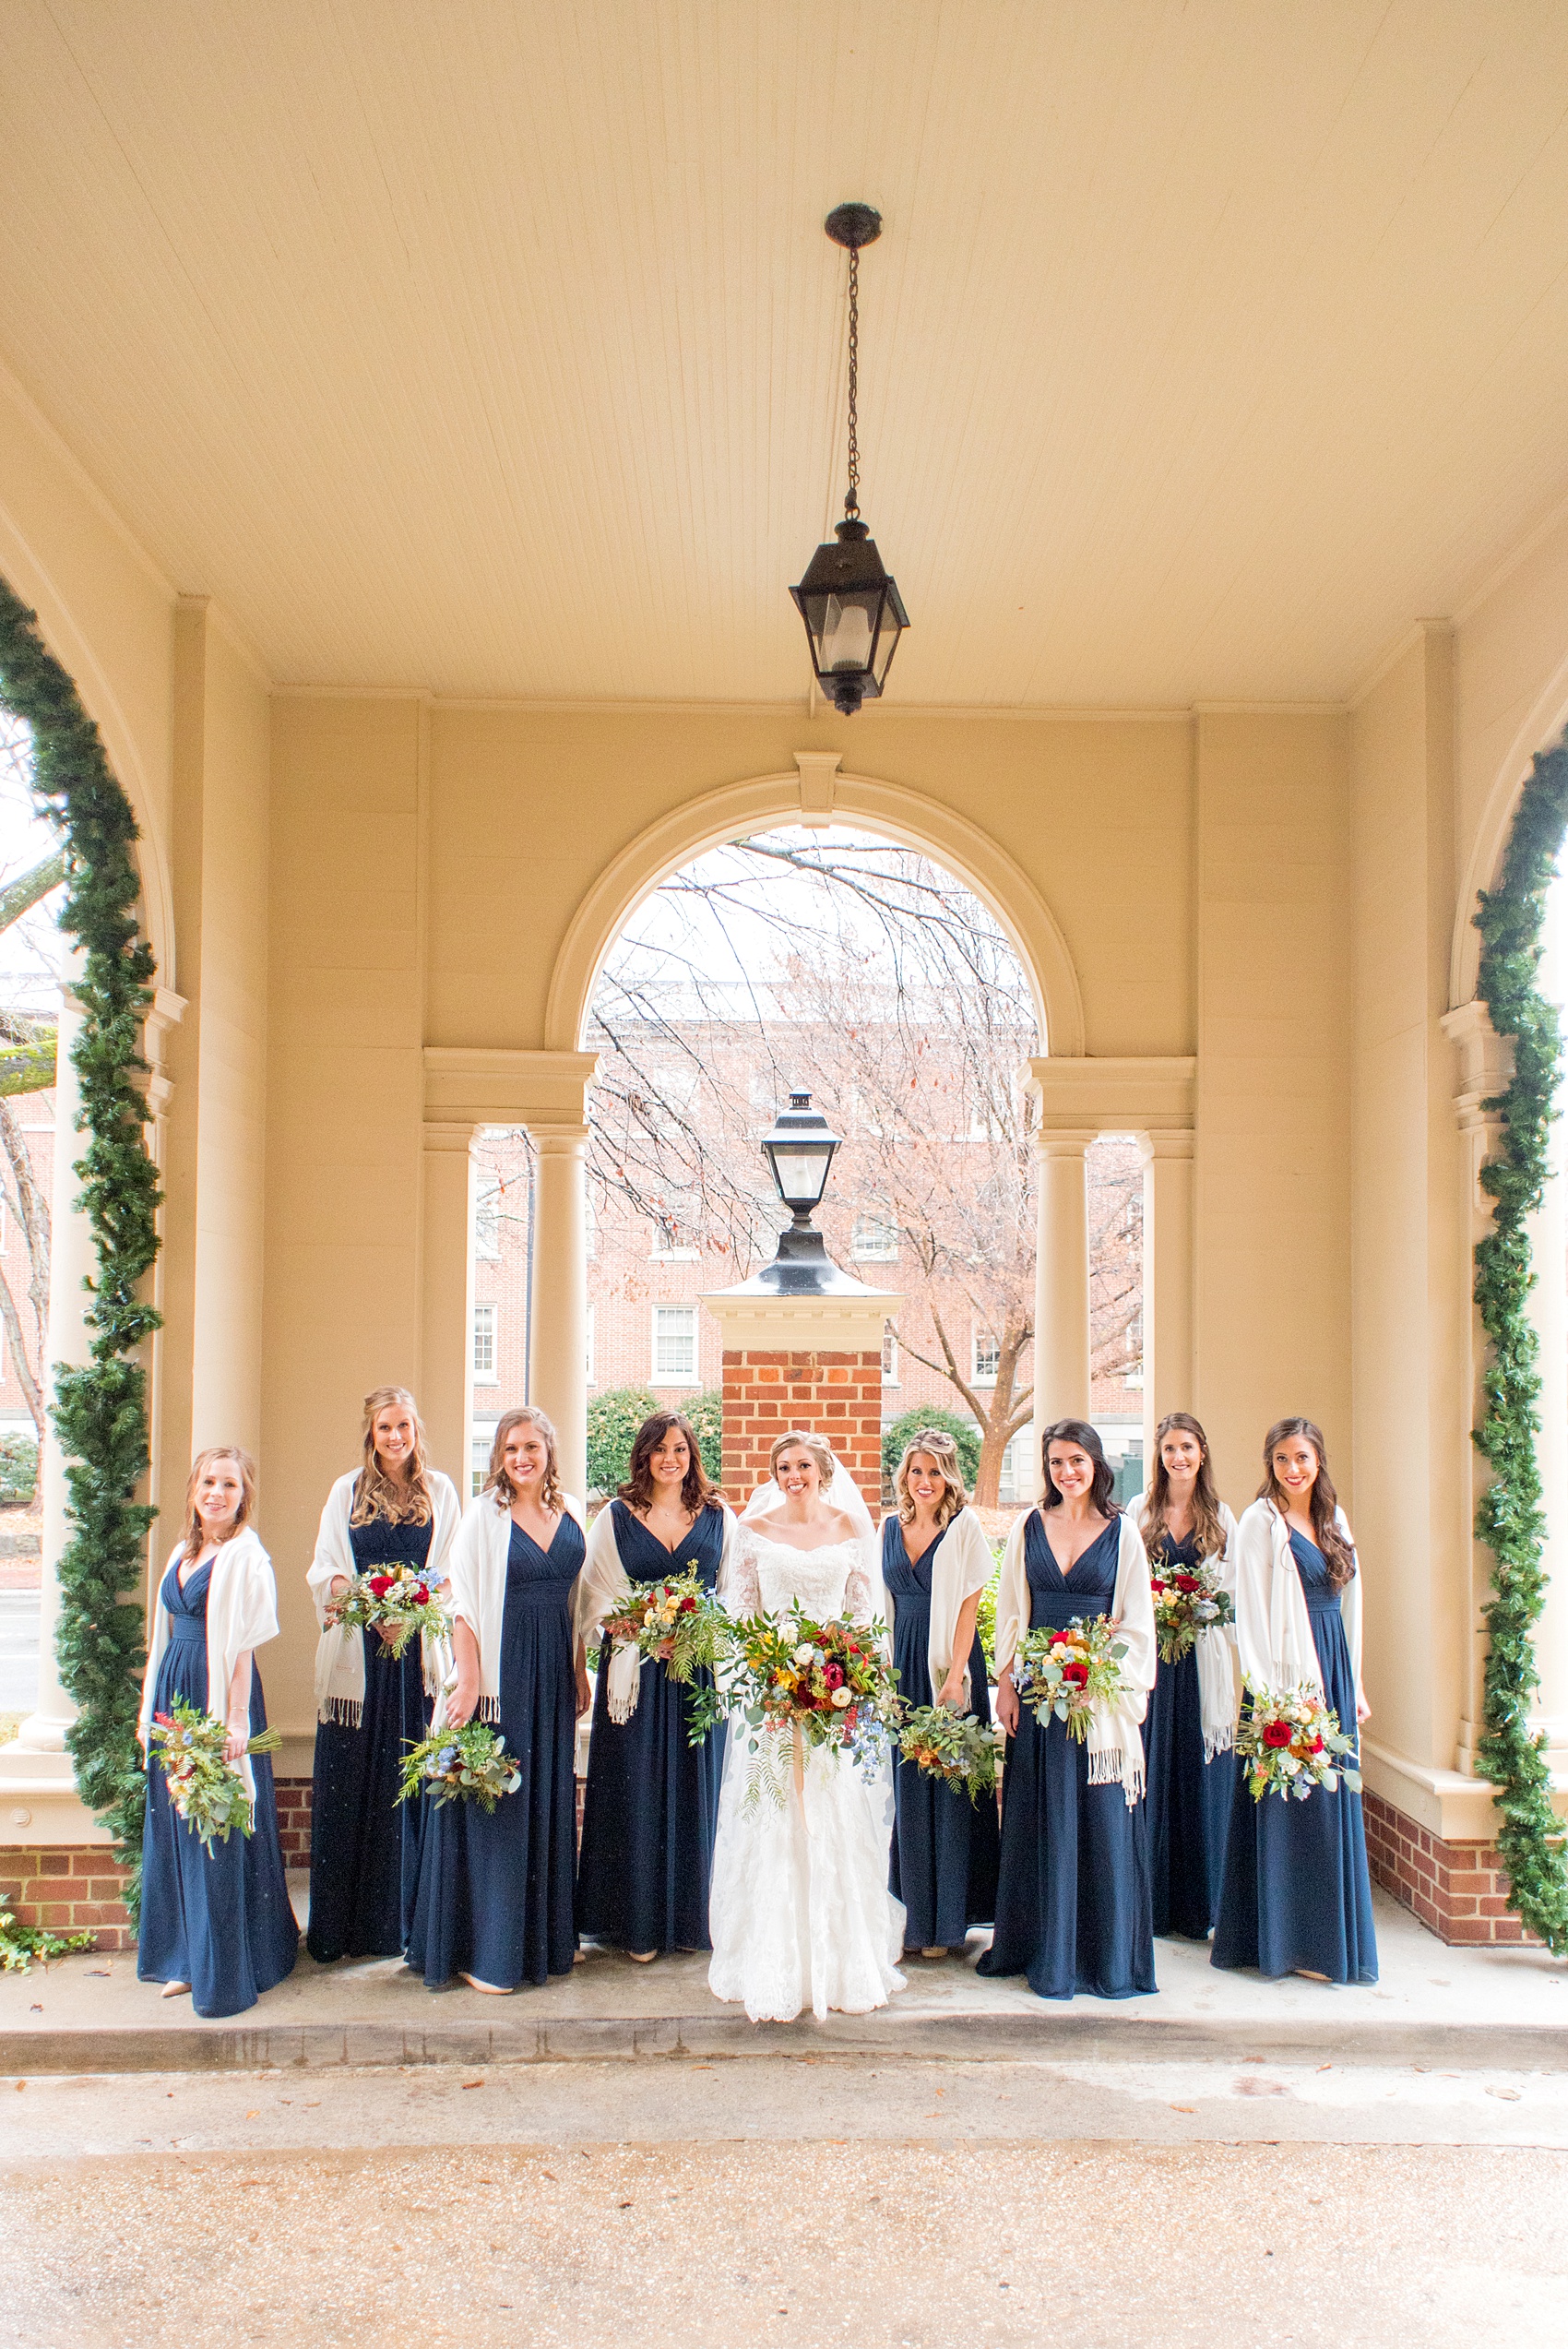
[1363,1790,1547,1947]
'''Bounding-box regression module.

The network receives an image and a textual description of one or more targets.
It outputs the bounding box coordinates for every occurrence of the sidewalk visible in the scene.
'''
[3,1886,1563,2074]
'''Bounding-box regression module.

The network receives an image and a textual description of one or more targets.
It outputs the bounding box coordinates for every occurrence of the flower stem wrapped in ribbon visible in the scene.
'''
[600,1564,731,1729]
[690,1605,900,1811]
[1236,1679,1361,1802]
[897,1703,1002,1803]
[397,1721,523,1813]
[1147,1545,1234,1664]
[146,1697,283,1853]
[1011,1614,1129,1740]
[327,1559,452,1661]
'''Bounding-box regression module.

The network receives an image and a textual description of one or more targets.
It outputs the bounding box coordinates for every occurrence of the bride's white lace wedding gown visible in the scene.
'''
[707,1527,907,2023]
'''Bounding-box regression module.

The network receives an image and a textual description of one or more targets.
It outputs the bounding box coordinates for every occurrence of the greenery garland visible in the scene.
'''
[0,576,160,1912]
[1472,743,1568,1954]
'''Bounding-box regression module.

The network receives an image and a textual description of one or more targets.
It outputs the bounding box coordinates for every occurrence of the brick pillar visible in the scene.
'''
[702,1290,901,1516]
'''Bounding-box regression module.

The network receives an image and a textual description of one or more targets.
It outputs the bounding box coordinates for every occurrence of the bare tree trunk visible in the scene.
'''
[0,1259,44,1436]
[898,1303,1035,1508]
[0,1095,50,1431]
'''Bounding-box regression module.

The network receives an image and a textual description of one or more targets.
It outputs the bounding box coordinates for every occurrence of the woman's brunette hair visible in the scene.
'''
[1140,1411,1225,1562]
[618,1409,718,1515]
[484,1406,564,1515]
[1040,1418,1118,1518]
[894,1429,968,1531]
[350,1385,434,1527]
[179,1446,258,1557]
[769,1427,837,1488]
[1258,1416,1357,1592]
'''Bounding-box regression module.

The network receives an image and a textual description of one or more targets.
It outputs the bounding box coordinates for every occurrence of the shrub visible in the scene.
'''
[0,1432,38,1508]
[687,1389,724,1485]
[881,1406,980,1492]
[585,1387,726,1498]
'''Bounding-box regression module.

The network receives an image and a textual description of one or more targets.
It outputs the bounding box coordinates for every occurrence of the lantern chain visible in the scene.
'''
[844,243,861,520]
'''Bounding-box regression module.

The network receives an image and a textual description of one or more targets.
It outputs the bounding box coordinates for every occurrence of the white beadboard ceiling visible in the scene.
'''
[5,1,1568,706]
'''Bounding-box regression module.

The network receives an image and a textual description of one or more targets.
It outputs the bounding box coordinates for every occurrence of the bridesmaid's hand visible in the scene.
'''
[995,1669,1019,1736]
[375,1621,402,1647]
[446,1675,479,1729]
[575,1663,592,1718]
[223,1713,249,1763]
[936,1671,967,1711]
[1357,1697,1372,1724]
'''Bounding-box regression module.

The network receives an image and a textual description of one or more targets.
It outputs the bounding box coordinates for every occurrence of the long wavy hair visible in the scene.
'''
[179,1446,258,1558]
[1258,1416,1356,1591]
[484,1405,564,1515]
[894,1428,968,1531]
[350,1385,435,1526]
[618,1409,718,1516]
[1139,1411,1225,1562]
[1039,1418,1118,1518]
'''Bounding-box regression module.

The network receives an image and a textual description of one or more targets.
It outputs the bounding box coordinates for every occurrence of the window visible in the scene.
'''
[649,1194,700,1260]
[852,1209,899,1262]
[882,1330,899,1387]
[472,1303,498,1382]
[586,1305,597,1387]
[473,1179,501,1259]
[653,1304,697,1383]
[972,1329,1001,1385]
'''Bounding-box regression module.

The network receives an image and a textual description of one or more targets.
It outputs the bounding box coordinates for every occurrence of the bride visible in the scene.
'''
[707,1427,906,2023]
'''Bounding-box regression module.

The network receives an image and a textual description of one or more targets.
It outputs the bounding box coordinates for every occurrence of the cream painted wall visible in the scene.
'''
[1193,712,1353,1509]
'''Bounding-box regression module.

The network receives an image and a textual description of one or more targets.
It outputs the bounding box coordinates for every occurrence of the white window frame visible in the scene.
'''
[971,1328,1001,1386]
[652,1303,699,1385]
[852,1208,899,1263]
[472,1301,499,1384]
[882,1330,899,1387]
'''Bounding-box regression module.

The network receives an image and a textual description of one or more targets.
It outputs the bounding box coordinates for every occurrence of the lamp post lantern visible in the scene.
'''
[744,1088,858,1296]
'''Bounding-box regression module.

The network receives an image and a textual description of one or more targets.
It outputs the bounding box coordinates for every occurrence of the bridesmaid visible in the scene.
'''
[1212,1417,1377,1985]
[137,1448,299,2019]
[305,1385,461,1963]
[576,1410,735,1961]
[979,1418,1157,2001]
[407,1407,588,1993]
[1134,1412,1239,1939]
[883,1429,1000,1960]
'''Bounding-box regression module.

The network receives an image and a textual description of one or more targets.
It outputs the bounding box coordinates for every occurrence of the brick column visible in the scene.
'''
[702,1291,901,1515]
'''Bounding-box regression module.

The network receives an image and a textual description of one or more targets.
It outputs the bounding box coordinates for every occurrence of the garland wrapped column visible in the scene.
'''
[0,578,160,1907]
[1472,743,1568,1954]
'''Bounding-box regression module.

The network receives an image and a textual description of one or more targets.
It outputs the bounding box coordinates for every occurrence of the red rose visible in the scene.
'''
[411,1586,430,1605]
[1149,1579,1168,1593]
[367,1575,394,1597]
[1308,1735,1324,1753]
[1174,1573,1200,1593]
[1262,1718,1294,1748]
[823,1662,844,1690]
[1061,1661,1088,1686]
[680,1594,697,1613]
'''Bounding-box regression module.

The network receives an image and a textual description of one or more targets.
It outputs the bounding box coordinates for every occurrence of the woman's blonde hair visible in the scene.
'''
[768,1427,837,1489]
[484,1406,564,1515]
[179,1446,258,1557]
[350,1385,434,1527]
[1140,1411,1225,1562]
[894,1428,968,1530]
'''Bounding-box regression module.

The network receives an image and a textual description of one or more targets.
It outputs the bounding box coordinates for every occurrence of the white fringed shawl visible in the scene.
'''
[440,1488,587,1724]
[1231,1497,1364,1711]
[883,1506,995,1704]
[1130,1488,1241,1761]
[306,1469,462,1726]
[993,1506,1156,1806]
[138,1526,279,1800]
[575,1500,739,1723]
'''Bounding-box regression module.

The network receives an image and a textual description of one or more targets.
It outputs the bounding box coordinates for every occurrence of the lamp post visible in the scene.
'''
[746,1088,861,1296]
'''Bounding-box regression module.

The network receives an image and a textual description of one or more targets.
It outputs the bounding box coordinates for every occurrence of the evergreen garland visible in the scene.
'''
[0,577,160,1908]
[1471,743,1568,1954]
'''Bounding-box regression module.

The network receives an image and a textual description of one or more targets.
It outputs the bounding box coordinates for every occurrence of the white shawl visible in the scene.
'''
[993,1506,1156,1806]
[138,1525,279,1801]
[306,1469,462,1726]
[575,1499,739,1723]
[1231,1496,1364,1713]
[1130,1489,1241,1761]
[439,1488,586,1724]
[883,1506,995,1706]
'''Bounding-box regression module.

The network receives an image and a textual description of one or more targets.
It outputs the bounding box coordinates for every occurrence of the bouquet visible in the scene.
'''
[1237,1680,1361,1802]
[147,1697,283,1852]
[695,1607,901,1809]
[398,1721,522,1813]
[897,1703,1002,1803]
[1011,1614,1129,1740]
[1147,1545,1234,1663]
[601,1566,730,1686]
[327,1556,452,1660]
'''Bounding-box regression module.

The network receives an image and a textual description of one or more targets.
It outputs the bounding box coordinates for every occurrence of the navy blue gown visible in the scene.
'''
[576,1500,728,1953]
[307,1514,434,1962]
[978,1513,1155,2000]
[407,1515,584,1989]
[137,1559,299,2019]
[1144,1530,1234,1938]
[884,1517,1000,1950]
[1211,1532,1378,1984]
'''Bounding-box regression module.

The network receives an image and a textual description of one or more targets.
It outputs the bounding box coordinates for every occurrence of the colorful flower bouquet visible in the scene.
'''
[1147,1546,1234,1663]
[897,1703,1002,1803]
[146,1697,283,1852]
[327,1557,452,1661]
[1237,1679,1361,1801]
[602,1566,730,1685]
[692,1607,901,1807]
[1011,1614,1129,1740]
[398,1721,523,1813]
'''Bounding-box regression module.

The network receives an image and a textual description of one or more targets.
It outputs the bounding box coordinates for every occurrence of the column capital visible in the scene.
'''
[422,1118,478,1154]
[1033,1127,1098,1159]
[423,1044,600,1129]
[527,1121,590,1154]
[1025,1053,1196,1134]
[1138,1129,1194,1164]
[1442,1000,1513,1135]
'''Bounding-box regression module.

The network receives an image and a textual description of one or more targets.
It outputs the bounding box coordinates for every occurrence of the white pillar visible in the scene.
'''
[1140,1130,1195,1463]
[1522,1123,1568,1762]
[527,1122,589,1507]
[421,1121,478,1495]
[1033,1129,1093,1449]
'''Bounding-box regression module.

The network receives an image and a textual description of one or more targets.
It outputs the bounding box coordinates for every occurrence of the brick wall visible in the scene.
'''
[1363,1788,1541,1946]
[722,1347,884,1510]
[1,1846,134,1950]
[274,1775,313,1870]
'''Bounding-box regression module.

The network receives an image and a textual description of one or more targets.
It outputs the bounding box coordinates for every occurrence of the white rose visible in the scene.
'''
[830,1688,853,1709]
[793,1643,815,1666]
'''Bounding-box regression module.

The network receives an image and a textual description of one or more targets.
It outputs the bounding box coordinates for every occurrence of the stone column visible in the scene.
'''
[1033,1129,1093,1439]
[420,1121,477,1492]
[527,1121,590,1508]
[1139,1130,1195,1462]
[1522,1112,1568,1764]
